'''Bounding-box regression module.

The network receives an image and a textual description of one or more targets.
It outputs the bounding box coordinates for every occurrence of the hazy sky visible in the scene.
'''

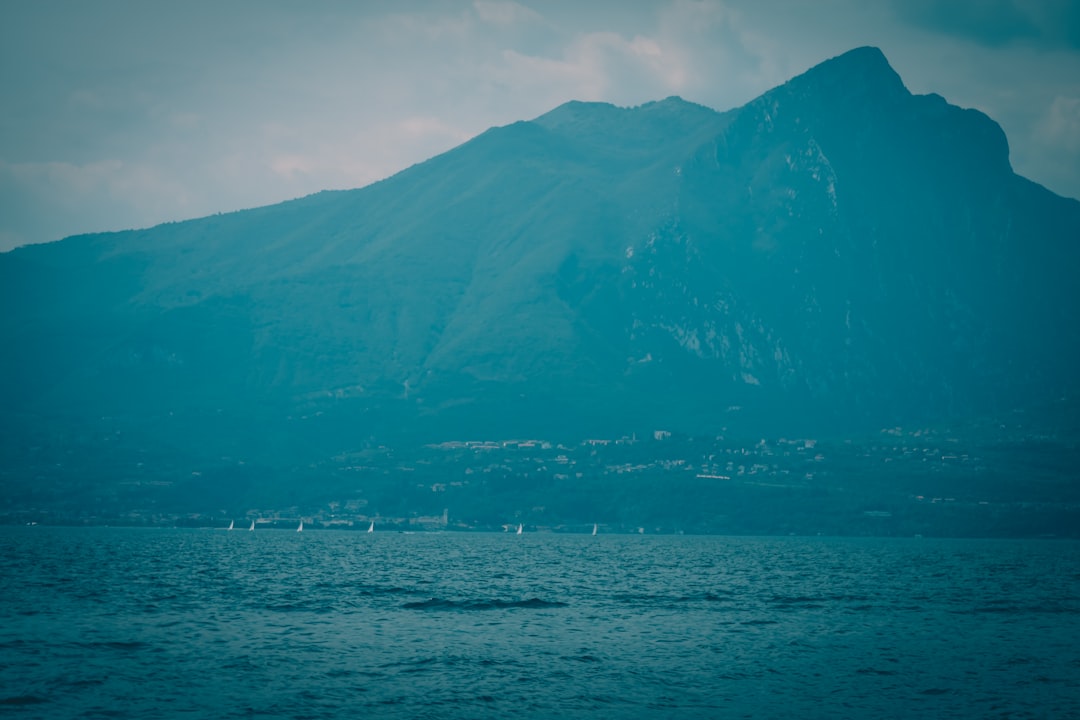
[2,0,1078,252]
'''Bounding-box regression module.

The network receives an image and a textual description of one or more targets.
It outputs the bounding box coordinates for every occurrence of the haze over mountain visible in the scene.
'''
[3,47,1079,471]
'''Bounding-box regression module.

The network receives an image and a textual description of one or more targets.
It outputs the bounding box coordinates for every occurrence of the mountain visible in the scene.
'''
[2,46,1079,478]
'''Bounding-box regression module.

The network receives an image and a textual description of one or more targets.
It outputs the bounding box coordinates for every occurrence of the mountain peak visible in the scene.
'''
[529,95,723,154]
[532,95,718,132]
[532,99,618,129]
[823,45,894,72]
[779,45,908,106]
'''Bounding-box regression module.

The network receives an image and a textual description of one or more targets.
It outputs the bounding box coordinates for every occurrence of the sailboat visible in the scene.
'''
[592,523,598,536]
[367,521,374,533]
[297,520,303,533]
[516,523,523,535]
[248,520,255,532]
[227,520,234,531]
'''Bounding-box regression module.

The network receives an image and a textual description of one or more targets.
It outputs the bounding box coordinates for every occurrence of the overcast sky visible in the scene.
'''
[2,0,1078,252]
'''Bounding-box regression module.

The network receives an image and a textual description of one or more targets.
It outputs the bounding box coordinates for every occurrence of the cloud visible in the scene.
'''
[473,0,542,26]
[495,31,669,105]
[1040,94,1080,152]
[653,0,777,104]
[486,1,772,111]
[1,158,187,214]
[263,115,475,188]
[0,158,194,245]
[1025,93,1080,196]
[269,154,315,181]
[891,0,1080,49]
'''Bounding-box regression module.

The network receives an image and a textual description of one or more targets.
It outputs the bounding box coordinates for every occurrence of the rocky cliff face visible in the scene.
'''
[2,47,1078,455]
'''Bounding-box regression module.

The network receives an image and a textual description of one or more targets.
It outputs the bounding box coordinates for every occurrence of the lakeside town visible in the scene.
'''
[4,410,1077,537]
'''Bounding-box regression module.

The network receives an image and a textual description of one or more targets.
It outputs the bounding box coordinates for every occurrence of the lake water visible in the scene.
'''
[1,527,1078,719]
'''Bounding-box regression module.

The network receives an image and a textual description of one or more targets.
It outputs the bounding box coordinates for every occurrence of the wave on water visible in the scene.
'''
[967,601,1080,615]
[314,582,412,596]
[402,597,568,611]
[74,640,153,652]
[612,591,735,607]
[0,696,47,707]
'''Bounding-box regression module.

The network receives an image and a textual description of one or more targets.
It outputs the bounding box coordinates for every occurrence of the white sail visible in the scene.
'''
[516,523,523,535]
[249,520,255,531]
[592,523,598,536]
[227,520,234,531]
[297,520,303,533]
[367,521,374,533]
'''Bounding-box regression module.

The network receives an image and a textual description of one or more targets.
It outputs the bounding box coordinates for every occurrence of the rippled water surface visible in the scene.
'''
[2,528,1079,718]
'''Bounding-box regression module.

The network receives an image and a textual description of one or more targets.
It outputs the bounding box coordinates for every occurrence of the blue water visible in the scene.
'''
[1,528,1078,719]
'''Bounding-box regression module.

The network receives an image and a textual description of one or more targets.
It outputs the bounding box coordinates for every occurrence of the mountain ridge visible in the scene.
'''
[2,47,1078,458]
